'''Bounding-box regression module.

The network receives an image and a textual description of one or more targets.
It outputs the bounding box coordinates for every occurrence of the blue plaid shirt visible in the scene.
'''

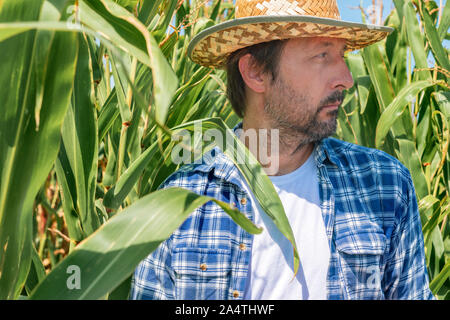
[130,124,434,300]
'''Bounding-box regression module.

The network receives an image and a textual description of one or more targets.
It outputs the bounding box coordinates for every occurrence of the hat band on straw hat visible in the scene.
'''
[188,0,394,69]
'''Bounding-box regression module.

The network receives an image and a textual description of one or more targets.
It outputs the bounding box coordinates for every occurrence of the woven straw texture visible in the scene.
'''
[189,0,392,69]
[235,0,340,19]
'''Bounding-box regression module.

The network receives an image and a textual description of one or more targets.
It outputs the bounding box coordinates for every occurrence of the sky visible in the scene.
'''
[337,0,394,24]
[337,0,448,66]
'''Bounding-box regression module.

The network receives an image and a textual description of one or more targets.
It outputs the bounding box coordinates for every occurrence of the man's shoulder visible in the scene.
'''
[322,137,414,189]
[323,137,409,171]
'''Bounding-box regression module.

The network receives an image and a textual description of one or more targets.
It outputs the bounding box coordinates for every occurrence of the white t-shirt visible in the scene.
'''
[242,151,330,300]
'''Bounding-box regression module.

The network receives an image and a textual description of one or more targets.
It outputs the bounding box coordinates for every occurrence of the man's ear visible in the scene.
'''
[238,53,267,93]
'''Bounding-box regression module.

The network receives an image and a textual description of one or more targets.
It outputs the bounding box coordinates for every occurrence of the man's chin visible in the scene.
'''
[309,119,338,141]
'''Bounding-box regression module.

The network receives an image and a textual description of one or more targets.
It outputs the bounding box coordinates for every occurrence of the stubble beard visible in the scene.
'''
[263,76,342,151]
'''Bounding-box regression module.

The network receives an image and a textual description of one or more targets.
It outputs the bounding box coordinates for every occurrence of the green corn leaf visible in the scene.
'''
[103,137,166,210]
[355,76,371,114]
[426,224,445,278]
[338,87,361,145]
[125,103,144,164]
[0,0,78,298]
[78,0,147,62]
[420,195,445,241]
[113,0,139,11]
[55,144,86,241]
[109,50,132,123]
[104,66,216,210]
[433,90,450,121]
[404,1,432,81]
[0,21,96,43]
[29,187,262,299]
[146,31,178,126]
[419,195,440,227]
[416,95,433,160]
[361,42,395,111]
[108,275,131,300]
[57,33,100,239]
[156,0,177,36]
[346,52,368,79]
[437,0,450,42]
[79,0,178,125]
[103,135,119,187]
[393,0,405,21]
[390,21,408,91]
[98,88,120,142]
[137,0,163,27]
[420,2,450,76]
[376,80,436,148]
[395,138,429,199]
[209,0,222,21]
[429,260,450,295]
[24,245,46,295]
[0,9,177,128]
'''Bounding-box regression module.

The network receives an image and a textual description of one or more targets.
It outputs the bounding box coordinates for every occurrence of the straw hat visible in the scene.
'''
[187,0,393,69]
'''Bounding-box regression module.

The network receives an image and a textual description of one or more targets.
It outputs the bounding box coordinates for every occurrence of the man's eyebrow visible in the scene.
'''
[319,41,333,47]
[313,41,348,53]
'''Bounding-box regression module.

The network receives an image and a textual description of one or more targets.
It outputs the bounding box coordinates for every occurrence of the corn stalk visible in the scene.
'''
[336,0,449,299]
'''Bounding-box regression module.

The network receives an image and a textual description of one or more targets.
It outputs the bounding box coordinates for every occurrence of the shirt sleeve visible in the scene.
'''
[130,235,175,299]
[382,168,435,300]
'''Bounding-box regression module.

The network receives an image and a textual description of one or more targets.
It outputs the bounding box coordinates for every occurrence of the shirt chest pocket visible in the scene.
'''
[334,227,387,300]
[172,247,232,300]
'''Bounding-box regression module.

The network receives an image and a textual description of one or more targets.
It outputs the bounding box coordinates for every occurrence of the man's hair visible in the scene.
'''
[225,40,288,118]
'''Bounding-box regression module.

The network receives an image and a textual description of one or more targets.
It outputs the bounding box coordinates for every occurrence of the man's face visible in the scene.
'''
[263,37,354,144]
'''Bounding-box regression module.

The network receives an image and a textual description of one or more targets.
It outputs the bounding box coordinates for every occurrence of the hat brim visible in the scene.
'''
[188,15,394,69]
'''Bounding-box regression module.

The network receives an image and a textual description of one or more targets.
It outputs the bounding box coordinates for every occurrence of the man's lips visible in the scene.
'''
[322,101,342,109]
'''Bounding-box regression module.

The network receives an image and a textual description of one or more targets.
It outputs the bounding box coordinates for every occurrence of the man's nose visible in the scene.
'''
[332,58,354,91]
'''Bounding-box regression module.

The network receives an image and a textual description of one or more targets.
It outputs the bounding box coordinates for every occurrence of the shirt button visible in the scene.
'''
[240,197,247,205]
[200,263,207,271]
[239,243,246,251]
[233,290,239,298]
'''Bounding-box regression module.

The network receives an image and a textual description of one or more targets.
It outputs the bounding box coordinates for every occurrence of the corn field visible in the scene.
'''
[0,0,448,300]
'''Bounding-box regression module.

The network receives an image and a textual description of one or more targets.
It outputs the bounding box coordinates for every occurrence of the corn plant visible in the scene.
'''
[0,0,448,300]
[337,0,449,299]
[0,0,299,300]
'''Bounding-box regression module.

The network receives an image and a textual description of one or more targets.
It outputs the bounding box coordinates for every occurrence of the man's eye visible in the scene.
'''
[316,52,327,58]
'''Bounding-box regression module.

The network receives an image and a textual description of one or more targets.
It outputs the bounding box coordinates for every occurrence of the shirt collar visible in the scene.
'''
[192,121,342,184]
[314,138,342,167]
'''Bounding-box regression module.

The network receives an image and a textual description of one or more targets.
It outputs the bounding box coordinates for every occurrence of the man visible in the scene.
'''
[130,0,434,300]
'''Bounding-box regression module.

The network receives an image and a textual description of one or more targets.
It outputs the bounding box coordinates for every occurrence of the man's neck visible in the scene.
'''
[241,119,314,176]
